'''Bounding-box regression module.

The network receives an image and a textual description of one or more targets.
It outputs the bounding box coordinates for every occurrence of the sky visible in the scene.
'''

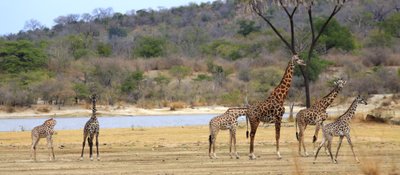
[0,0,212,35]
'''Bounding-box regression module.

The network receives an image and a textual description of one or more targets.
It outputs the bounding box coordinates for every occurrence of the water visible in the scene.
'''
[0,113,289,132]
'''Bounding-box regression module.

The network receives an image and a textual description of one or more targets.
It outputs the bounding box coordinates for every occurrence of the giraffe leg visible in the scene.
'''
[313,137,326,164]
[346,134,359,163]
[334,136,344,163]
[232,128,239,159]
[208,134,213,159]
[326,138,335,163]
[80,133,88,160]
[229,129,233,159]
[47,136,55,161]
[31,138,40,161]
[96,132,100,161]
[299,124,308,157]
[275,120,282,159]
[88,136,94,161]
[249,119,259,160]
[313,122,321,155]
[212,130,219,159]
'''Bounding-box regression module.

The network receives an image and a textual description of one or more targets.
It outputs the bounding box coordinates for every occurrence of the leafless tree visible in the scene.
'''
[247,0,346,107]
[24,19,45,31]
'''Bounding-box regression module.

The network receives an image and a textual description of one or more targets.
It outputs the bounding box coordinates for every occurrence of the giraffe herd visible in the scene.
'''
[29,54,367,164]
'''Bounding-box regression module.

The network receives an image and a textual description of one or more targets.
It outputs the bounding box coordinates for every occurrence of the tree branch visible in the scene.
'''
[307,5,343,62]
[279,0,298,54]
[251,3,292,53]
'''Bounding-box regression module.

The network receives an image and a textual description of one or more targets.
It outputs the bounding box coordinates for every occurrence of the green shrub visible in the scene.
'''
[121,71,145,93]
[97,42,112,57]
[0,40,48,73]
[219,90,242,106]
[134,36,166,58]
[381,13,400,38]
[237,19,260,37]
[108,27,127,39]
[202,40,247,60]
[315,18,356,52]
[294,52,333,82]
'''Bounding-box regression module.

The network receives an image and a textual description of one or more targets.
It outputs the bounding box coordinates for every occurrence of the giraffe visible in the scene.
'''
[247,54,305,159]
[31,118,57,161]
[209,107,247,159]
[80,94,100,161]
[295,78,347,156]
[314,95,367,164]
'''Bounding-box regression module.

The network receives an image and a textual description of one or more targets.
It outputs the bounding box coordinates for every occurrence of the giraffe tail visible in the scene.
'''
[246,116,249,139]
[208,134,212,155]
[295,114,299,141]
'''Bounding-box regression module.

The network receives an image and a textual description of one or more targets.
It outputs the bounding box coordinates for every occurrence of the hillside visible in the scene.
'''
[0,0,399,109]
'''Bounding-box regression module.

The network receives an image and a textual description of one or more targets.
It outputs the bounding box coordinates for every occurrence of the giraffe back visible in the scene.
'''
[32,118,57,138]
[210,108,247,130]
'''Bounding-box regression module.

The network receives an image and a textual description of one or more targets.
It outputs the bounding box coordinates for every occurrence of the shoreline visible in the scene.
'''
[0,105,233,119]
[0,104,374,119]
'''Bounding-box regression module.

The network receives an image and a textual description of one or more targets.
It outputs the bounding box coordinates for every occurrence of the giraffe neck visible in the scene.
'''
[337,98,359,123]
[268,59,294,104]
[311,86,343,111]
[91,96,97,119]
[226,108,247,118]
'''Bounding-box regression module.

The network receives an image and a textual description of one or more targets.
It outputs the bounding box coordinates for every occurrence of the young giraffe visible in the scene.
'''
[208,107,247,159]
[80,94,100,161]
[295,78,347,156]
[31,118,57,161]
[247,55,305,159]
[314,95,367,164]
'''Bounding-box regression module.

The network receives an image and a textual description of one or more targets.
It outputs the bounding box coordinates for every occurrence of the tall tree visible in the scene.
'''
[246,0,346,107]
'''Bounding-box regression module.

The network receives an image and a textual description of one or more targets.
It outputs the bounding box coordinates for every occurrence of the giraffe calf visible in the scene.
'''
[209,107,247,159]
[314,95,367,164]
[31,118,57,161]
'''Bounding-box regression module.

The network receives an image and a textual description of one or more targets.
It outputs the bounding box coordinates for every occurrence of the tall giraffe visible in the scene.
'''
[209,107,247,159]
[314,95,367,163]
[295,78,347,156]
[80,94,100,161]
[31,118,57,161]
[247,55,305,159]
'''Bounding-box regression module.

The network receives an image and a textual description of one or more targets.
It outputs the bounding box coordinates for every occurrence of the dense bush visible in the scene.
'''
[315,18,356,52]
[0,40,47,73]
[97,42,112,57]
[134,36,166,58]
[294,52,332,82]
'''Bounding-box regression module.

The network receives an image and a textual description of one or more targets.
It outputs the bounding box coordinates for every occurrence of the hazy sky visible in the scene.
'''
[0,0,212,35]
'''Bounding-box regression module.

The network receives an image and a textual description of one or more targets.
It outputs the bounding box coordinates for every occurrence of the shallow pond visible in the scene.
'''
[0,113,289,132]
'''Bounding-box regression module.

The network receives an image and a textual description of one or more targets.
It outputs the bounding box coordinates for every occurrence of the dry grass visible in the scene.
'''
[0,123,399,174]
[35,105,52,113]
[169,101,187,111]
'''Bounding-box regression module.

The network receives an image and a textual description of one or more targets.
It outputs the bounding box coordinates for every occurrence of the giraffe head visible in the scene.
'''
[291,54,306,66]
[44,118,57,127]
[355,95,368,105]
[333,78,347,88]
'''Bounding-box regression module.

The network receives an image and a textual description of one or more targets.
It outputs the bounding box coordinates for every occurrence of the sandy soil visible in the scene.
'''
[0,122,399,175]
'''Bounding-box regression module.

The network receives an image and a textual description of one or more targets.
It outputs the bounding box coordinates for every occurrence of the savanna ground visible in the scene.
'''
[0,121,399,175]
